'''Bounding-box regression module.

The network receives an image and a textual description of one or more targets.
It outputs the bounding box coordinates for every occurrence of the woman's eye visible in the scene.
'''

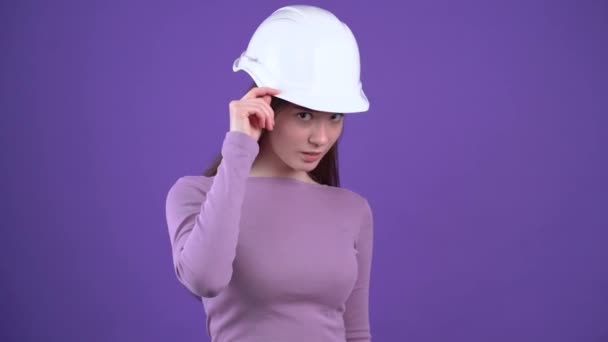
[297,112,312,120]
[331,113,344,121]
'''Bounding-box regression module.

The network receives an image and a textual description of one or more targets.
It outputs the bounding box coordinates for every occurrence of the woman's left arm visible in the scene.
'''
[343,199,374,342]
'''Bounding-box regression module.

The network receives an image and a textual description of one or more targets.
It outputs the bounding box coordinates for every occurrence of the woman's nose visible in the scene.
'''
[308,123,329,146]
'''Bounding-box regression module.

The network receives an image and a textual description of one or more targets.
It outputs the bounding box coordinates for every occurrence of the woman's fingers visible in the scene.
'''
[255,98,275,128]
[247,100,274,130]
[248,106,266,130]
[243,86,281,100]
[229,87,279,141]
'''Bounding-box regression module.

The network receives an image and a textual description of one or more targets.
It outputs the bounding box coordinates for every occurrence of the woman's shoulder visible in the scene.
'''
[167,175,214,200]
[176,174,214,187]
[327,185,372,214]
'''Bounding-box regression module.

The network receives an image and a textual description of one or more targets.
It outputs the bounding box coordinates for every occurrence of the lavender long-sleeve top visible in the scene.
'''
[165,131,374,341]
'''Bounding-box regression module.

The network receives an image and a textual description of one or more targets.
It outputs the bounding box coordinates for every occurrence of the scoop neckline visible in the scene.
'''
[247,176,328,188]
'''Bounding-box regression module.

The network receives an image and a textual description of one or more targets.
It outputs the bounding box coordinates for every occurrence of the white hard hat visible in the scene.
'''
[232,5,369,113]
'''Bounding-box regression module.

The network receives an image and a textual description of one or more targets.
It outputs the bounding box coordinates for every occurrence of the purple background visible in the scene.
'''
[2,1,607,341]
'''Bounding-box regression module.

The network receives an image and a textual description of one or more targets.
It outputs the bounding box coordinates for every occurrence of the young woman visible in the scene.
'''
[165,5,373,341]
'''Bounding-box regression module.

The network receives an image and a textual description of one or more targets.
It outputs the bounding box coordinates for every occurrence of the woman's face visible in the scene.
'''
[266,103,345,172]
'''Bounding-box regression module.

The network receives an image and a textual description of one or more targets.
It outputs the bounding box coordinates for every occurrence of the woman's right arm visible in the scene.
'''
[165,131,259,298]
[165,86,280,298]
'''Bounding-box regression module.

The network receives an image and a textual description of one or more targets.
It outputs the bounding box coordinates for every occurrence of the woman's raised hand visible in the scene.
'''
[229,87,281,142]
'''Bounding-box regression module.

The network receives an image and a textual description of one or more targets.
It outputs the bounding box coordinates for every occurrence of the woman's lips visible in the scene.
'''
[301,151,322,162]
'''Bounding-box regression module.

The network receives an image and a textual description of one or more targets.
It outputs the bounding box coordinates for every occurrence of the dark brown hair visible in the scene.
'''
[202,83,341,187]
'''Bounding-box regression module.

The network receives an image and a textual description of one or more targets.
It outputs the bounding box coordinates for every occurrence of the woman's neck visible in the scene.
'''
[250,149,316,184]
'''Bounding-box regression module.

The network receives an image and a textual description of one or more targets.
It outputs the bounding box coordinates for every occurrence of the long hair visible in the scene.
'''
[202,83,341,187]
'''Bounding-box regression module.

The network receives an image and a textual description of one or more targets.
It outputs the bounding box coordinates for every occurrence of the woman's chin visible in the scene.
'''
[288,161,318,172]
